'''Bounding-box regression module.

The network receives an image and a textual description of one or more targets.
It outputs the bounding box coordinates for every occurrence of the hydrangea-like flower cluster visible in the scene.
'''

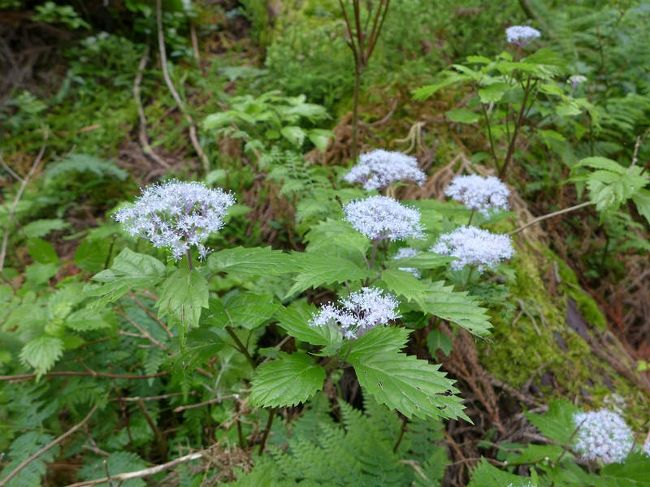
[114,180,235,260]
[506,25,541,46]
[573,410,634,464]
[568,74,588,89]
[344,196,424,241]
[431,226,513,271]
[309,287,400,339]
[445,175,510,216]
[393,247,421,278]
[343,150,426,191]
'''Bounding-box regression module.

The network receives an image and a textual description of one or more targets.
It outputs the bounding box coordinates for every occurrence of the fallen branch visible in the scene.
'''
[133,47,169,168]
[65,451,204,487]
[509,201,593,235]
[0,404,98,487]
[0,137,47,271]
[156,0,210,173]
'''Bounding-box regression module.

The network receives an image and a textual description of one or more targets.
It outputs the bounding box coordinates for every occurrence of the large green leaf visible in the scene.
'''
[208,247,294,277]
[347,326,410,360]
[598,453,650,487]
[632,189,650,225]
[285,253,372,298]
[204,293,279,330]
[380,269,429,301]
[275,301,343,350]
[348,344,466,420]
[157,268,209,329]
[20,336,64,378]
[467,459,532,487]
[65,308,114,332]
[386,252,452,271]
[250,352,326,407]
[89,249,165,306]
[304,219,370,261]
[525,399,580,445]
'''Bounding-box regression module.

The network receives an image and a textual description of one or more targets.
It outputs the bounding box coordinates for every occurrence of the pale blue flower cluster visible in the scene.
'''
[506,25,541,46]
[393,247,421,278]
[344,149,426,191]
[114,180,235,260]
[445,175,510,216]
[344,196,424,241]
[431,226,513,272]
[309,287,400,339]
[573,410,634,464]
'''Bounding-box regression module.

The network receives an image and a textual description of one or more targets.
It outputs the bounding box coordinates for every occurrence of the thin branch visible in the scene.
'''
[258,408,276,455]
[509,201,593,235]
[225,326,255,367]
[137,399,167,460]
[156,0,210,173]
[65,451,204,487]
[499,74,532,178]
[0,138,47,271]
[173,395,236,413]
[0,371,167,382]
[0,404,98,487]
[133,47,169,168]
[116,308,167,350]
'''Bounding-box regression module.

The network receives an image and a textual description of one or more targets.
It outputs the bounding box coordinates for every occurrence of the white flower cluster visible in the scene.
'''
[309,287,400,339]
[445,175,510,216]
[568,74,588,89]
[573,410,634,464]
[506,25,541,46]
[393,247,421,278]
[431,226,513,272]
[344,196,424,241]
[114,180,235,260]
[344,150,426,191]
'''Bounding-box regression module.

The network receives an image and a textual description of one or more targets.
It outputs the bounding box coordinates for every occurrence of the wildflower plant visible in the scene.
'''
[444,175,510,216]
[505,25,541,47]
[343,195,424,241]
[573,410,634,464]
[343,149,426,191]
[432,226,514,272]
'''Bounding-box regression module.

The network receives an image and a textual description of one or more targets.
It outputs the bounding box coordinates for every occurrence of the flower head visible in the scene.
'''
[506,25,541,46]
[445,175,510,216]
[573,410,634,464]
[344,196,424,241]
[393,247,421,278]
[309,287,400,339]
[431,226,513,271]
[568,74,588,89]
[344,150,426,191]
[114,180,235,260]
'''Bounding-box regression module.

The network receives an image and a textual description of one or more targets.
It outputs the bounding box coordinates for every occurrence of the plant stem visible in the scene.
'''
[352,64,362,159]
[186,249,193,271]
[509,201,593,235]
[465,266,475,288]
[467,209,476,226]
[393,415,408,453]
[225,326,255,368]
[499,74,532,179]
[258,408,276,455]
[480,102,499,169]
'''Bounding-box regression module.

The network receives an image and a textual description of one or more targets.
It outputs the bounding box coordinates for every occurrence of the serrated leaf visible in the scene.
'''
[468,459,531,487]
[416,281,492,336]
[275,301,343,348]
[285,253,372,298]
[89,249,165,306]
[380,269,429,301]
[208,247,294,277]
[577,156,627,174]
[347,326,411,361]
[426,329,452,356]
[386,252,452,270]
[307,129,332,150]
[27,238,58,264]
[281,126,306,146]
[22,219,69,238]
[205,293,279,330]
[46,153,127,180]
[598,452,650,487]
[157,268,209,328]
[20,336,64,377]
[446,108,480,124]
[478,82,510,103]
[632,189,650,225]
[412,73,470,100]
[525,399,580,445]
[304,219,370,261]
[64,307,114,331]
[250,352,326,407]
[348,349,466,420]
[1,432,58,486]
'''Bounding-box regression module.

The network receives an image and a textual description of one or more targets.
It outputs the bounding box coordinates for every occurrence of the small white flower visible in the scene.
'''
[568,74,587,89]
[309,287,400,339]
[431,226,513,272]
[573,410,634,464]
[445,175,510,216]
[344,150,426,191]
[506,25,541,46]
[114,180,235,260]
[344,196,424,242]
[393,247,421,278]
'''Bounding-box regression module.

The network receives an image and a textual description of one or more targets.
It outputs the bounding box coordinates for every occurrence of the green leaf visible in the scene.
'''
[20,336,64,378]
[74,238,112,274]
[525,399,580,445]
[307,129,332,150]
[446,108,480,124]
[304,219,370,261]
[250,352,326,407]
[208,247,294,277]
[468,459,531,487]
[426,329,452,357]
[27,238,58,264]
[157,268,209,329]
[577,157,627,174]
[285,253,372,298]
[46,153,127,180]
[416,281,492,336]
[632,189,650,224]
[205,293,279,330]
[478,82,510,103]
[89,249,165,305]
[22,219,68,238]
[504,444,564,465]
[64,308,114,332]
[412,72,470,100]
[281,126,307,146]
[380,269,429,301]
[599,452,650,487]
[348,349,466,420]
[386,252,452,270]
[275,301,343,349]
[25,262,58,285]
[347,326,411,361]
